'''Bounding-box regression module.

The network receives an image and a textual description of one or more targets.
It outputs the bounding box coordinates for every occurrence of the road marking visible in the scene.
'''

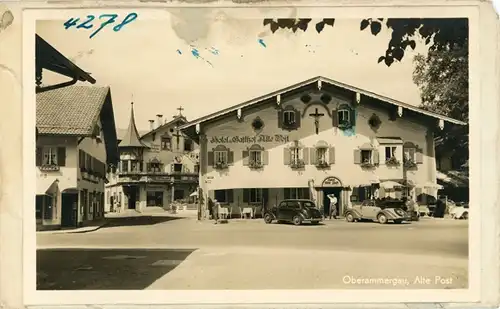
[151,260,183,266]
[102,255,147,260]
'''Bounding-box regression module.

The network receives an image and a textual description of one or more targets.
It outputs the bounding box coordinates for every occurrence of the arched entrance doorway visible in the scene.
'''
[61,188,78,228]
[321,176,343,217]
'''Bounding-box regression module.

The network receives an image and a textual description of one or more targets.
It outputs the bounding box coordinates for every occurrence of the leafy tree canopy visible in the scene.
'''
[262,18,468,66]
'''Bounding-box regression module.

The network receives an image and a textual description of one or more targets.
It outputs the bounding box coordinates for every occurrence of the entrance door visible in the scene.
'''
[322,187,342,216]
[61,193,78,228]
[127,187,138,209]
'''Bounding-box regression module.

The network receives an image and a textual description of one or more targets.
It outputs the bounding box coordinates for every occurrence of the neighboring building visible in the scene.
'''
[35,34,119,230]
[105,104,199,213]
[180,76,466,218]
[36,86,119,230]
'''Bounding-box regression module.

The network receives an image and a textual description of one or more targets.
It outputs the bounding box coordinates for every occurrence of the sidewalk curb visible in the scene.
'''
[66,222,109,234]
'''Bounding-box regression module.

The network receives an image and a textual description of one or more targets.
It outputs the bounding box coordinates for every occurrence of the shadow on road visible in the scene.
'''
[101,215,184,228]
[37,248,197,290]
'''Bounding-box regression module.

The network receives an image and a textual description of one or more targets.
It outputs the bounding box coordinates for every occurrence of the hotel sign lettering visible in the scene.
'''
[209,134,289,144]
[322,176,342,187]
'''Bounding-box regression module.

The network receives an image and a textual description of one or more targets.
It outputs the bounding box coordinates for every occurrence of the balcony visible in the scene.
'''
[117,170,198,184]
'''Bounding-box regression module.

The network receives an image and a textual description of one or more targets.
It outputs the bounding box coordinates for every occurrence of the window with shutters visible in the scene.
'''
[209,145,233,170]
[284,140,306,169]
[361,150,373,164]
[243,144,267,169]
[336,104,355,130]
[354,144,378,168]
[278,105,301,131]
[403,142,421,168]
[384,146,400,166]
[38,147,66,171]
[147,159,163,173]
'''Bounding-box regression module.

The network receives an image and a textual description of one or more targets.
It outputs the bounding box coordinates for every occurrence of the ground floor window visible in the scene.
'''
[36,195,43,219]
[249,188,262,203]
[174,189,184,200]
[147,191,164,206]
[284,188,309,200]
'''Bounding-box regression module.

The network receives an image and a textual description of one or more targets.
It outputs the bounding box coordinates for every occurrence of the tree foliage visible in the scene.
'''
[413,46,469,163]
[262,18,468,66]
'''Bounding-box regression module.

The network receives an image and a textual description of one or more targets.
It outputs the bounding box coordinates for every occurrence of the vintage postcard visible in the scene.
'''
[0,1,498,308]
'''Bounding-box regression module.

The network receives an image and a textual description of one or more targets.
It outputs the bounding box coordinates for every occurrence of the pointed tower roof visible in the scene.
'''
[118,102,148,148]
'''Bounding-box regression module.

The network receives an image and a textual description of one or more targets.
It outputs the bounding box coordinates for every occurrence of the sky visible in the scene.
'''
[37,13,429,132]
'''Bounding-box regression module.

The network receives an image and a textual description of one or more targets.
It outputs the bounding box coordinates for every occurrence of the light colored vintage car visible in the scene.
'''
[344,199,411,224]
[449,203,469,220]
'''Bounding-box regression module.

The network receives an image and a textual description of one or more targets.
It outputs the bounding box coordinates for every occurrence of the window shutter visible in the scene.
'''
[227,189,234,203]
[353,149,361,164]
[262,150,269,165]
[57,147,66,166]
[243,189,250,203]
[242,150,249,166]
[36,147,42,166]
[329,147,335,164]
[372,150,380,164]
[309,148,317,165]
[352,186,359,201]
[227,150,234,165]
[350,107,356,126]
[283,148,291,165]
[332,109,338,127]
[294,110,301,128]
[207,151,214,166]
[302,147,309,164]
[284,188,291,199]
[277,110,283,129]
[416,148,424,164]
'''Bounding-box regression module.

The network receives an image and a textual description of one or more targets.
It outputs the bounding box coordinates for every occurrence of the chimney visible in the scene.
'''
[148,120,155,131]
[156,114,163,128]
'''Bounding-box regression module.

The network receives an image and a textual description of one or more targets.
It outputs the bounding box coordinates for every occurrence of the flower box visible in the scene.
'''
[385,157,401,166]
[214,161,228,170]
[249,160,263,169]
[338,121,352,130]
[403,159,417,169]
[290,159,305,169]
[40,164,60,172]
[360,162,375,168]
[316,160,330,168]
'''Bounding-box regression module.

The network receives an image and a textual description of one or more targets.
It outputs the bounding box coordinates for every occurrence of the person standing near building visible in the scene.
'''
[208,197,214,220]
[213,199,220,224]
[327,194,338,219]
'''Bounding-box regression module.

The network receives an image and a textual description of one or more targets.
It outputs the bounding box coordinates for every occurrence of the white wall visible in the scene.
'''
[200,93,434,192]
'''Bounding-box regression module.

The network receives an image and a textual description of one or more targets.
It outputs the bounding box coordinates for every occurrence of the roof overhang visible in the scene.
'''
[36,34,96,84]
[180,76,467,142]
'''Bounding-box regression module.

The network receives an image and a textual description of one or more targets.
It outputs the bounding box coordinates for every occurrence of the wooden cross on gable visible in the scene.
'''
[177,106,184,116]
[309,108,325,134]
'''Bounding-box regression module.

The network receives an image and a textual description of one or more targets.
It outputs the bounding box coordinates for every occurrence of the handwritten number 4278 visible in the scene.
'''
[64,13,138,39]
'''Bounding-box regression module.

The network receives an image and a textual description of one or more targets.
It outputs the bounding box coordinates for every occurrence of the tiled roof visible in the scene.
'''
[37,86,110,136]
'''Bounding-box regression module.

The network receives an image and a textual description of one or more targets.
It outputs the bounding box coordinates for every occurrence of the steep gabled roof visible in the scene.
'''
[119,103,148,148]
[140,115,188,139]
[180,76,467,137]
[36,86,110,136]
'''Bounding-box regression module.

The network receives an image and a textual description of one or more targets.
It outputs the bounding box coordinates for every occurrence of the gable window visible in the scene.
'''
[184,139,194,152]
[161,136,171,150]
[283,110,296,126]
[333,104,355,130]
[208,145,234,170]
[284,188,310,200]
[37,147,66,170]
[278,106,301,131]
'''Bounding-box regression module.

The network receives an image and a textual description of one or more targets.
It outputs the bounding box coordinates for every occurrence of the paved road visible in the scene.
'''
[37,215,468,290]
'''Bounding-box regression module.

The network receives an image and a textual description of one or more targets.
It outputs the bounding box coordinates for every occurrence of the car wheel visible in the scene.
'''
[377,214,388,224]
[463,212,469,220]
[264,214,273,224]
[346,213,355,223]
[292,216,302,226]
[394,219,403,224]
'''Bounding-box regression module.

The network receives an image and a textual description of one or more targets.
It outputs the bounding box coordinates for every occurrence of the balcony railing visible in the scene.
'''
[116,170,198,184]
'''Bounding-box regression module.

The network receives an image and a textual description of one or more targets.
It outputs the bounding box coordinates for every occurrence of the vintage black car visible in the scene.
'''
[344,199,410,224]
[264,199,323,225]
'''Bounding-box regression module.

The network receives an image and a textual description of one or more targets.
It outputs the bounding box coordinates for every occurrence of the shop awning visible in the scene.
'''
[36,179,59,195]
[377,137,403,145]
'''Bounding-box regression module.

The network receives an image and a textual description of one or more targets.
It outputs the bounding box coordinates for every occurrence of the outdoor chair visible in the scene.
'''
[241,207,253,219]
